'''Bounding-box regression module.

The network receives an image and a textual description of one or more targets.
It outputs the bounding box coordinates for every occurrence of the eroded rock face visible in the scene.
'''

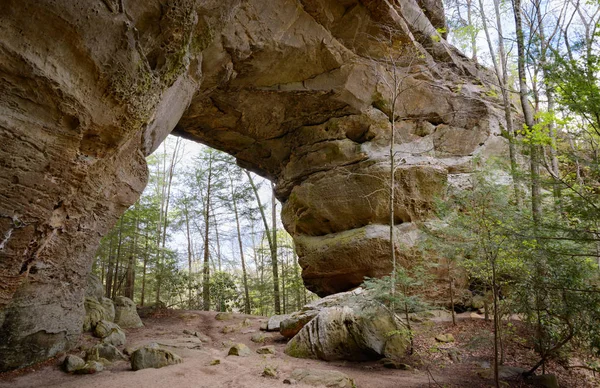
[0,0,505,370]
[284,289,409,361]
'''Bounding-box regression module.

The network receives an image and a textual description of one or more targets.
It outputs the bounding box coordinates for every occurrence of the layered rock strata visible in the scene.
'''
[0,0,506,370]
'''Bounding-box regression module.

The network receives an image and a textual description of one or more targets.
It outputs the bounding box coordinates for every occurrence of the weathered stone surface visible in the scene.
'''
[250,332,272,344]
[62,355,85,373]
[86,343,126,363]
[256,345,276,355]
[262,365,278,378]
[157,337,203,350]
[74,361,104,375]
[227,343,252,357]
[266,314,290,332]
[0,0,506,370]
[281,311,318,339]
[113,296,143,329]
[100,298,116,323]
[289,369,355,388]
[94,320,126,347]
[215,312,233,321]
[285,289,409,361]
[83,297,112,332]
[85,274,104,301]
[435,333,455,343]
[130,345,182,371]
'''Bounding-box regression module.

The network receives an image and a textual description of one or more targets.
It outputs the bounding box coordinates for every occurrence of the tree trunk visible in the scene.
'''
[449,261,456,326]
[534,0,561,211]
[112,217,125,298]
[245,170,280,314]
[141,230,149,306]
[467,0,477,62]
[105,231,115,298]
[184,200,194,309]
[231,177,251,314]
[202,153,213,311]
[492,260,500,388]
[513,0,542,227]
[212,209,222,273]
[124,255,135,299]
[480,0,522,206]
[271,183,281,315]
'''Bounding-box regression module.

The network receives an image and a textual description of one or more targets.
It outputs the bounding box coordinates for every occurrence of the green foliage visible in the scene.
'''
[362,261,432,318]
[427,165,600,372]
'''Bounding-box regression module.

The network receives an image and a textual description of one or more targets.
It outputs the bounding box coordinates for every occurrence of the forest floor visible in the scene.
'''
[0,310,598,388]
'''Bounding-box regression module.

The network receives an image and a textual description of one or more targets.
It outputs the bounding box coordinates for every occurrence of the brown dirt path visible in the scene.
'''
[0,310,593,388]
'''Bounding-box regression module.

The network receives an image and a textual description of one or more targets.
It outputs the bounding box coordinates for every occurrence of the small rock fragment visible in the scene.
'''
[194,332,211,342]
[250,332,271,344]
[215,312,233,321]
[435,334,455,343]
[283,378,297,385]
[227,343,252,357]
[256,345,275,355]
[222,325,238,334]
[74,361,104,374]
[210,359,221,366]
[262,365,278,378]
[62,355,85,373]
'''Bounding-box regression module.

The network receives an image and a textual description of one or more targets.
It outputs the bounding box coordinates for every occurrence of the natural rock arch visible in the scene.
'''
[0,0,506,371]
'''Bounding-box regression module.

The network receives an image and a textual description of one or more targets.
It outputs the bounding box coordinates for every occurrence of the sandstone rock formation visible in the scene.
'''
[114,296,144,328]
[83,274,116,331]
[284,288,409,361]
[130,344,183,371]
[94,320,127,347]
[0,0,506,370]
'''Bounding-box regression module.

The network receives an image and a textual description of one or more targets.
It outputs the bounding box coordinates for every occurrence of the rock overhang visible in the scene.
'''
[0,0,506,371]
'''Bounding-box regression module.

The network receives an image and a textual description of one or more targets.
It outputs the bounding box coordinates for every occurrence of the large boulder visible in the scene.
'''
[114,296,143,328]
[100,298,115,322]
[85,273,104,301]
[62,355,86,373]
[83,297,113,332]
[82,274,114,331]
[86,343,126,363]
[94,320,126,347]
[265,314,290,332]
[130,344,183,371]
[285,289,409,361]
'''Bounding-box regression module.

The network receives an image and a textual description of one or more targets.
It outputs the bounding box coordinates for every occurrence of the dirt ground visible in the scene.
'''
[0,310,597,388]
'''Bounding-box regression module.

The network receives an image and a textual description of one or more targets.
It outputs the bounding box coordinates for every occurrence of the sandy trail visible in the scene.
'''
[0,311,491,388]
